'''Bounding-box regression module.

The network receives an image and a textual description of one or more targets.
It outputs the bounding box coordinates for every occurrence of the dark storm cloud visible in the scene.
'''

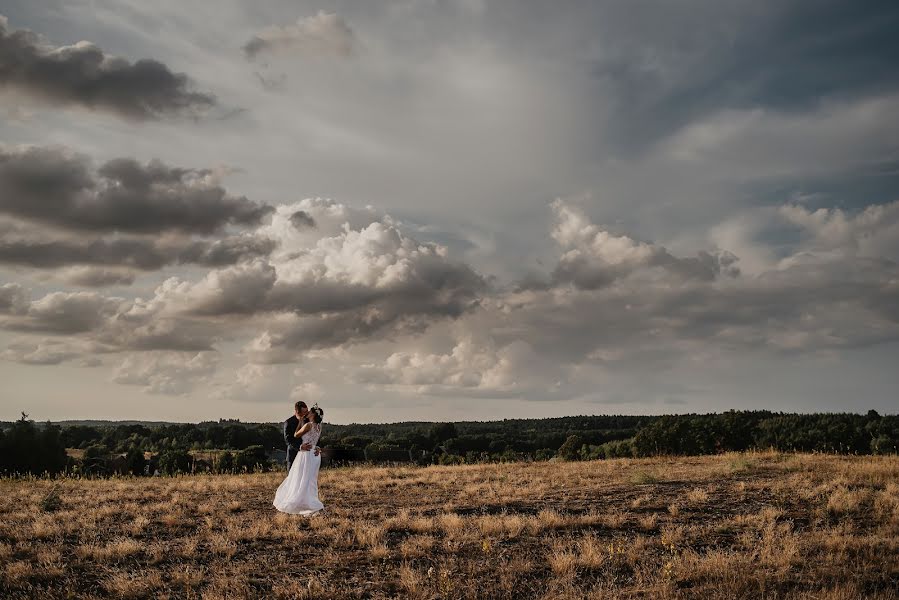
[104,319,221,353]
[2,291,122,334]
[551,248,740,290]
[587,0,899,153]
[248,309,437,363]
[0,234,275,270]
[0,146,274,234]
[0,15,215,120]
[62,267,136,288]
[248,268,485,361]
[0,237,176,270]
[177,235,278,268]
[0,282,27,314]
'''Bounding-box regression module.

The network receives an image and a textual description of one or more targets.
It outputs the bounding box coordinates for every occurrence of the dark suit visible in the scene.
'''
[283,415,306,468]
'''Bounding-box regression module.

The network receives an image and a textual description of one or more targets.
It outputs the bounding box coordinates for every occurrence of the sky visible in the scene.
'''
[1,0,898,424]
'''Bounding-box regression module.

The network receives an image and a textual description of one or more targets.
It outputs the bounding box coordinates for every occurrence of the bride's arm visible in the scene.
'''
[293,422,313,438]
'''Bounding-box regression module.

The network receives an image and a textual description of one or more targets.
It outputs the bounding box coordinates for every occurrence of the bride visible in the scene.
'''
[273,404,324,516]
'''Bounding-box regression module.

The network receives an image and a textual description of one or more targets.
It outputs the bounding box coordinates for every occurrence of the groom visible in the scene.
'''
[284,401,313,469]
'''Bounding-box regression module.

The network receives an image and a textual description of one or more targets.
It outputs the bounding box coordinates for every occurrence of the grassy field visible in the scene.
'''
[1,453,897,599]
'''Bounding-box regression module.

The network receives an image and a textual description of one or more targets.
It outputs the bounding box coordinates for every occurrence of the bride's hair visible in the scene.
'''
[309,404,324,424]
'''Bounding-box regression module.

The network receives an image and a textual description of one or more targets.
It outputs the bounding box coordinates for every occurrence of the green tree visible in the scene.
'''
[217,451,235,473]
[125,447,146,476]
[158,450,192,475]
[429,422,458,445]
[235,445,268,472]
[557,434,583,461]
[0,414,67,475]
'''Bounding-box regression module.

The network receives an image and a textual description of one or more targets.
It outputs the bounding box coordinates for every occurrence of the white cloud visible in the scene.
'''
[2,290,123,334]
[356,334,559,398]
[290,382,323,403]
[780,200,899,261]
[0,337,108,365]
[112,351,219,395]
[657,95,899,180]
[243,12,357,60]
[548,199,739,288]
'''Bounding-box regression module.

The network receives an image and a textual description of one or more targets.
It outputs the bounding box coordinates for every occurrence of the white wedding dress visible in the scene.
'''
[273,423,324,516]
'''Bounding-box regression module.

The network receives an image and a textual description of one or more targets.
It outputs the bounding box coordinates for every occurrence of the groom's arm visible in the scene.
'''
[283,419,299,448]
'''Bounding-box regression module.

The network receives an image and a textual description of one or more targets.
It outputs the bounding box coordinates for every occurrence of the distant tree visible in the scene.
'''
[534,448,555,461]
[217,451,235,474]
[235,445,268,472]
[83,444,107,460]
[557,434,583,461]
[429,423,458,445]
[0,414,67,475]
[341,436,373,449]
[158,450,192,475]
[365,443,412,462]
[125,447,146,476]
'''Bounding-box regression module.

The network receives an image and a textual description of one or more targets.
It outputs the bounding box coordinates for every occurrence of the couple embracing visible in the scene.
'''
[273,401,325,516]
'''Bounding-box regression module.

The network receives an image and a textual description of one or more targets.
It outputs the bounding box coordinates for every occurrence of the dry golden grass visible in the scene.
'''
[1,453,897,599]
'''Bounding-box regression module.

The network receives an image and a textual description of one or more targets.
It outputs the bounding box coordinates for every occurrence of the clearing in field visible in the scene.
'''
[1,453,897,599]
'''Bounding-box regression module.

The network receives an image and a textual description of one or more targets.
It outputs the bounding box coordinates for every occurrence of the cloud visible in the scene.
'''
[2,290,123,334]
[0,230,275,270]
[255,198,382,259]
[779,200,899,261]
[290,382,323,403]
[590,2,899,153]
[251,220,484,361]
[358,199,894,402]
[112,351,219,395]
[355,335,560,398]
[0,286,223,355]
[132,211,486,361]
[0,337,109,365]
[243,12,357,60]
[61,267,136,288]
[546,200,739,289]
[539,203,899,357]
[0,282,27,314]
[289,210,316,230]
[104,316,222,353]
[0,15,215,120]
[175,234,278,267]
[0,146,273,234]
[157,259,277,316]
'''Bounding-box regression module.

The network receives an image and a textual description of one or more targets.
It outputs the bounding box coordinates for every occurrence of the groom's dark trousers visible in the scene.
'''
[283,415,303,469]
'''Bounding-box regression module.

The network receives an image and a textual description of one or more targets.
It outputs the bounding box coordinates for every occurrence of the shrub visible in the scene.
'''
[437,453,465,466]
[217,451,235,474]
[158,450,192,475]
[125,448,146,476]
[534,448,555,461]
[557,435,583,461]
[235,445,268,472]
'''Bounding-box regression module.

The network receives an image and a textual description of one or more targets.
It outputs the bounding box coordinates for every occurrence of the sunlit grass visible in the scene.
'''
[1,453,897,599]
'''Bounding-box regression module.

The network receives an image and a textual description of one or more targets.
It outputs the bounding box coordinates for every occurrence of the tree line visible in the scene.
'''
[1,410,896,476]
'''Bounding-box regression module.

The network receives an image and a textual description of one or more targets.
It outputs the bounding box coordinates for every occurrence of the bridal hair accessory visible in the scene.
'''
[311,403,324,419]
